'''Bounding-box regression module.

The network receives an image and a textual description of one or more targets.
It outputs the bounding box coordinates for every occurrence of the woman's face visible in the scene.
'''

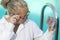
[9,6,28,24]
[8,1,29,24]
[17,7,28,24]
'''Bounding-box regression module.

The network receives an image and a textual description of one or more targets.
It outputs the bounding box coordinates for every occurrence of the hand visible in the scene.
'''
[9,15,20,24]
[47,17,57,31]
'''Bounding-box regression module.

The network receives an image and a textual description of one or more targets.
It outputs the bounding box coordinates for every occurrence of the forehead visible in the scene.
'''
[9,6,28,16]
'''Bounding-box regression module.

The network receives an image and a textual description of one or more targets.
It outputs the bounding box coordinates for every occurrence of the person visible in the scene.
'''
[0,0,55,40]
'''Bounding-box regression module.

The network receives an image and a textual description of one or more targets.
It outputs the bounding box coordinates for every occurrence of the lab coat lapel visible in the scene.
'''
[16,19,29,33]
[16,24,25,33]
[0,17,8,24]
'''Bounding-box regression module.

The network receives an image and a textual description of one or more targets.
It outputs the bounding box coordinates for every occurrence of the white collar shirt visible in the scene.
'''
[0,17,54,40]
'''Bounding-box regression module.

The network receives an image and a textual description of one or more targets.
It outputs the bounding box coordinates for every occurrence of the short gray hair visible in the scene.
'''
[1,0,29,15]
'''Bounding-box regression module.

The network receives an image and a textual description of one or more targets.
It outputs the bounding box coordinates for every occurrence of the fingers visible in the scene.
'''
[47,17,50,24]
[49,26,54,31]
[47,17,55,26]
[47,17,57,31]
[9,15,27,24]
[9,15,20,24]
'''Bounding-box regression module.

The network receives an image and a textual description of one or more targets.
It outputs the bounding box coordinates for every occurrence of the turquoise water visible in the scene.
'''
[0,0,60,40]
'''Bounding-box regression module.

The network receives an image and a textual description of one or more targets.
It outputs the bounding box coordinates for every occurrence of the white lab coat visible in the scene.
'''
[0,16,54,40]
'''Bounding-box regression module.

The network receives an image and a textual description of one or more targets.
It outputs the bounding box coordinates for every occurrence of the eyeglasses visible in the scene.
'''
[8,11,30,20]
[19,13,29,20]
[19,11,30,20]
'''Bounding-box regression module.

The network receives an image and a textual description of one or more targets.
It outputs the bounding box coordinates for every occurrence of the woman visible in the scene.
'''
[0,0,55,40]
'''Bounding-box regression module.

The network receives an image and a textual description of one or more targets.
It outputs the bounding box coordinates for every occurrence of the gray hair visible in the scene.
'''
[1,0,29,15]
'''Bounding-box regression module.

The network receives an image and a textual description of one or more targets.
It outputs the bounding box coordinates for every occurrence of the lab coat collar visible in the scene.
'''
[16,19,29,33]
[0,16,15,32]
[0,16,9,24]
[1,17,25,33]
[1,16,29,33]
[16,24,25,33]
